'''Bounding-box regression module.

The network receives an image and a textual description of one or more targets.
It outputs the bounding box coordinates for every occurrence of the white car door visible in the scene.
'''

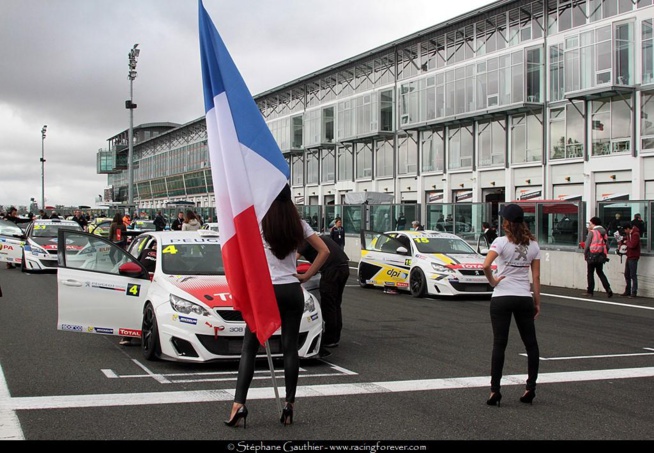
[57,230,151,338]
[0,220,25,265]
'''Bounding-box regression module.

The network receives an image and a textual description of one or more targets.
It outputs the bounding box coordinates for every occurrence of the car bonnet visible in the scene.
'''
[162,274,233,309]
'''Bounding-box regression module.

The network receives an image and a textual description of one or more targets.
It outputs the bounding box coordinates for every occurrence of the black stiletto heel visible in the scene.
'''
[280,403,293,426]
[486,391,502,407]
[224,405,248,428]
[520,390,536,404]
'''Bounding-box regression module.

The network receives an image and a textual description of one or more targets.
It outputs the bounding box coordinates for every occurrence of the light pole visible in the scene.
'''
[40,125,47,210]
[127,43,140,208]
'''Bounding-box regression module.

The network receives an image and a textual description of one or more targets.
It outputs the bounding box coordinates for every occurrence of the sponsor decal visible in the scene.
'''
[89,327,114,334]
[310,313,319,321]
[119,328,141,337]
[86,281,127,292]
[386,269,404,279]
[383,282,397,287]
[396,282,409,288]
[172,314,198,325]
[450,263,484,269]
[60,324,83,332]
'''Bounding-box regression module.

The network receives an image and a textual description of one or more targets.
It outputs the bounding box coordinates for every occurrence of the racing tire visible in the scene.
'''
[410,268,427,298]
[358,272,372,288]
[141,303,161,361]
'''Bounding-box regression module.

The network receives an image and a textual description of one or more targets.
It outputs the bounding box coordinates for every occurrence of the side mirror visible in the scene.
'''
[479,247,489,256]
[396,246,409,255]
[118,261,146,278]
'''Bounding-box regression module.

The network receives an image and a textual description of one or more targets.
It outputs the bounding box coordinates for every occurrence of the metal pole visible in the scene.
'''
[264,341,283,414]
[128,75,134,206]
[40,125,47,210]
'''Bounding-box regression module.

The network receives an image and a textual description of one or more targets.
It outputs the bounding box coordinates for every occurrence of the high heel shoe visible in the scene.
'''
[486,391,502,407]
[280,403,293,426]
[520,389,536,404]
[224,405,248,428]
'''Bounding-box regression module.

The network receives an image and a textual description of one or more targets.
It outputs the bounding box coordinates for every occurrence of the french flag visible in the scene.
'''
[198,1,289,345]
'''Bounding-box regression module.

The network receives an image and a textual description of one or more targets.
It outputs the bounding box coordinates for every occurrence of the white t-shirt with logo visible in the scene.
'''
[264,219,316,284]
[489,236,541,298]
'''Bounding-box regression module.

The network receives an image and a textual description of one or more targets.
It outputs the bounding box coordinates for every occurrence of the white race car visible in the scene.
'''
[22,218,84,272]
[0,219,26,267]
[56,229,323,362]
[358,229,496,297]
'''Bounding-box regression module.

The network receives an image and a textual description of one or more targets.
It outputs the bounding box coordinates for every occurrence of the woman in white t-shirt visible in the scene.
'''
[225,184,329,429]
[482,203,541,407]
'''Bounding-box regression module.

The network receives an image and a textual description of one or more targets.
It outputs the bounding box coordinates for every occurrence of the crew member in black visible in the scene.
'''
[297,235,350,355]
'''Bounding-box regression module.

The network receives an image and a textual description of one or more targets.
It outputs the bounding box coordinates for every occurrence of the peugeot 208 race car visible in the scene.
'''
[358,229,495,298]
[56,229,323,362]
[0,219,26,267]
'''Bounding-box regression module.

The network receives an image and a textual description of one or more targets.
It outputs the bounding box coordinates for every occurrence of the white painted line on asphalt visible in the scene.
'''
[0,363,24,440]
[528,349,654,361]
[541,292,654,310]
[5,367,654,411]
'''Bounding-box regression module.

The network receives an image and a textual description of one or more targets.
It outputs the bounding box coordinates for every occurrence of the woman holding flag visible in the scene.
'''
[225,184,329,428]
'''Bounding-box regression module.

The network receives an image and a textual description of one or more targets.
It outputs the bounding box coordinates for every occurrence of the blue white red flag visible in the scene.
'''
[198,1,289,345]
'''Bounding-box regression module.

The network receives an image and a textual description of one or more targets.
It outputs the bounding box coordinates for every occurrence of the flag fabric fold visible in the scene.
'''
[198,0,289,345]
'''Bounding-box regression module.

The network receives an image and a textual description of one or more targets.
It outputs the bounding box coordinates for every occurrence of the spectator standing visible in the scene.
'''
[50,211,60,219]
[582,217,613,298]
[171,211,184,231]
[122,213,131,229]
[224,184,329,429]
[153,211,167,231]
[482,203,541,406]
[411,220,424,231]
[108,213,127,265]
[182,210,202,231]
[330,218,345,249]
[73,210,88,231]
[396,212,407,230]
[38,209,49,219]
[631,213,645,237]
[620,223,641,298]
[607,213,622,236]
[482,221,498,245]
[297,235,350,357]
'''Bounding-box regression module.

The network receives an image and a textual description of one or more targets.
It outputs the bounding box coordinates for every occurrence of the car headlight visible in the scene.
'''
[28,243,48,255]
[431,263,455,274]
[169,294,210,316]
[303,293,316,313]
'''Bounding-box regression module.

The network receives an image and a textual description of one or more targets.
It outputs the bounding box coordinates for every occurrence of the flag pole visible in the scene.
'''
[264,340,283,414]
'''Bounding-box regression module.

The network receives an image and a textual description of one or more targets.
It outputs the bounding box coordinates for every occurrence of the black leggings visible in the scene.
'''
[234,282,304,404]
[490,295,540,393]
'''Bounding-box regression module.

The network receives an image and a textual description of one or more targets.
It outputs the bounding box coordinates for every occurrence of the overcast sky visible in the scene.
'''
[0,0,496,210]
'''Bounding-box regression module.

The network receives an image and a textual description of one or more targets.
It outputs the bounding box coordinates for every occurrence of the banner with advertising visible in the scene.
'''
[427,191,443,203]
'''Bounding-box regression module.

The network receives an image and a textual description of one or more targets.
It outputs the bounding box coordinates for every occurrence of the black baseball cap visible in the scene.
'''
[500,204,524,223]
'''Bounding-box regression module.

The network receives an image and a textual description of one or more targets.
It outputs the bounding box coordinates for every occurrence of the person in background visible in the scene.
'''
[631,213,645,237]
[607,213,622,237]
[122,213,131,229]
[411,220,424,231]
[582,217,613,298]
[482,221,498,245]
[330,218,345,249]
[73,210,88,231]
[620,222,641,298]
[182,210,201,231]
[171,211,185,231]
[38,209,49,219]
[396,212,407,230]
[224,184,329,429]
[482,203,541,407]
[108,212,127,265]
[153,211,167,231]
[297,234,349,357]
[50,211,59,219]
[194,210,204,226]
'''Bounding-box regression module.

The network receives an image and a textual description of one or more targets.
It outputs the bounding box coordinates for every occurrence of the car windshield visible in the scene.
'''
[413,237,477,254]
[161,242,225,275]
[32,223,83,238]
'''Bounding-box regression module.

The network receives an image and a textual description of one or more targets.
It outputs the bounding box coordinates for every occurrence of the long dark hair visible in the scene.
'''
[503,219,535,246]
[112,213,123,224]
[262,185,304,260]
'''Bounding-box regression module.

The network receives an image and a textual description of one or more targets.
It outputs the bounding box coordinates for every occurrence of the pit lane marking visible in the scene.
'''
[100,359,358,384]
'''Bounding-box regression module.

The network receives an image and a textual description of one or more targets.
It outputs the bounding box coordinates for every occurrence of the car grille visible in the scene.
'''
[196,332,309,356]
[458,269,485,276]
[215,309,243,322]
[450,282,493,292]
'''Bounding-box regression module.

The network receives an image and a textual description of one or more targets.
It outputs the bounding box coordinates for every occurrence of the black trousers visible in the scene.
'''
[586,261,611,294]
[489,295,540,393]
[319,265,350,345]
[234,282,304,404]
